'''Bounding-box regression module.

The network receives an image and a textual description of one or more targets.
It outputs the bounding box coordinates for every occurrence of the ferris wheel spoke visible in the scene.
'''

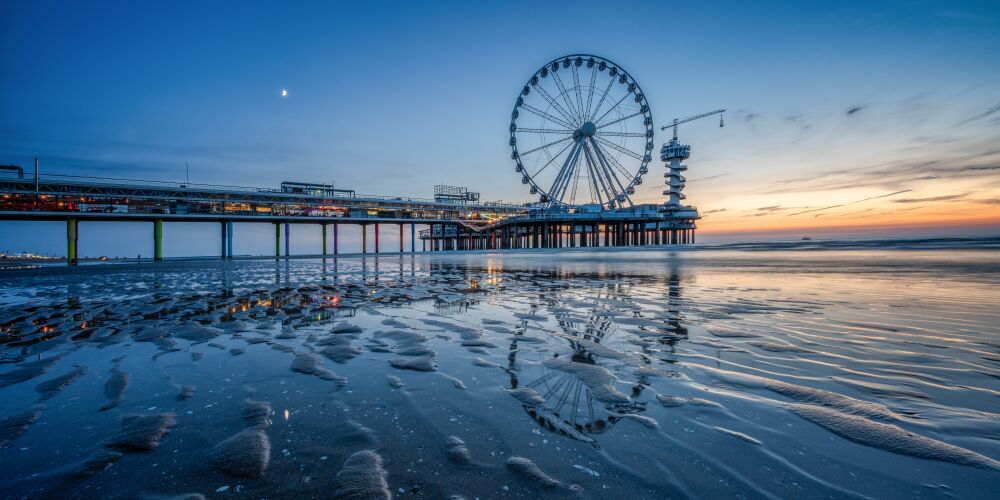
[529,139,574,178]
[589,76,616,122]
[597,131,647,138]
[516,127,573,134]
[583,142,615,206]
[550,70,582,123]
[571,63,585,120]
[585,68,598,117]
[558,143,585,205]
[596,110,644,131]
[598,139,642,181]
[601,154,636,206]
[569,155,583,205]
[586,140,622,205]
[550,141,583,204]
[594,94,632,126]
[521,103,575,130]
[581,143,607,207]
[518,135,572,157]
[594,136,644,161]
[589,137,632,204]
[533,84,579,128]
[546,142,577,203]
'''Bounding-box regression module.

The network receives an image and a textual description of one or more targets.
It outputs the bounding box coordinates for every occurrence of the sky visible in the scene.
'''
[1,0,999,255]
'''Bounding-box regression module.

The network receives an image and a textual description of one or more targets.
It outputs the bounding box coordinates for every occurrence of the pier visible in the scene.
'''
[0,172,697,264]
[1,54,716,263]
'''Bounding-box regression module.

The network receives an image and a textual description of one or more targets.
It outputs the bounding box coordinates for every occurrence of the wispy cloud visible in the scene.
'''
[688,173,731,182]
[892,193,970,203]
[765,150,1000,194]
[846,105,866,116]
[787,190,911,216]
[785,114,811,131]
[957,101,1000,126]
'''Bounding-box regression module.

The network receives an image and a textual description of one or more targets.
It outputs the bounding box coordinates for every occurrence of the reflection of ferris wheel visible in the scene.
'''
[509,289,648,442]
[509,54,654,208]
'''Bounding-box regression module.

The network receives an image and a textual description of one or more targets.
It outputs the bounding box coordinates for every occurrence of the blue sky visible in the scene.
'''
[2,0,999,255]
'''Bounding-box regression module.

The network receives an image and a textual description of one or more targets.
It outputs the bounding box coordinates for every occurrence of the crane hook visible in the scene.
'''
[720,114,725,128]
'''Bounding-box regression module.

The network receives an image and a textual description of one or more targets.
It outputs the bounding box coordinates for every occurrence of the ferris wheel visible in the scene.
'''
[509,54,654,208]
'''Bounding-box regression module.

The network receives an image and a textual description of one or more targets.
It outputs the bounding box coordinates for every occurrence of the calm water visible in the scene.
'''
[1,240,999,498]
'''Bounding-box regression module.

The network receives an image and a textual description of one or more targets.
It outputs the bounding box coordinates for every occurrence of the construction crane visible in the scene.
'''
[661,109,725,140]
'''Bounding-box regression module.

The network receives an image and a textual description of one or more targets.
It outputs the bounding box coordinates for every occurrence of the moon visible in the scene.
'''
[280,89,288,97]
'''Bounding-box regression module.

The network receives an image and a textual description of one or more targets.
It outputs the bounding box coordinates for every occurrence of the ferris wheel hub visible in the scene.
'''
[581,121,597,137]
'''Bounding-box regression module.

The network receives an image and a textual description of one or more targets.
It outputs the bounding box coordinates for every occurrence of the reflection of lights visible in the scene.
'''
[283,409,290,421]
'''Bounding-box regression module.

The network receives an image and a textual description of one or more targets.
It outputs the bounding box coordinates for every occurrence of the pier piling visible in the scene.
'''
[284,223,290,257]
[153,219,163,261]
[66,218,78,266]
[274,223,281,258]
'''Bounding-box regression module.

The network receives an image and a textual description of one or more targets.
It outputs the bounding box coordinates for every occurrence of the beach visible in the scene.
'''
[1,239,998,498]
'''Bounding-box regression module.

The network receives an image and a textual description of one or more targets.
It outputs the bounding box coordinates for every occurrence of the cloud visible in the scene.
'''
[688,173,731,182]
[787,190,911,216]
[756,205,783,211]
[892,193,970,203]
[764,149,1000,194]
[702,208,728,214]
[785,114,811,130]
[745,113,760,123]
[846,106,865,116]
[957,101,1000,126]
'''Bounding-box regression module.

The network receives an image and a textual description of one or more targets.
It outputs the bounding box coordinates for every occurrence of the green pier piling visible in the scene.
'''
[154,219,163,260]
[66,218,78,266]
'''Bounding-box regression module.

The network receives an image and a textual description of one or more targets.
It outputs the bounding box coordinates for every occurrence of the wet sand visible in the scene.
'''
[1,242,998,498]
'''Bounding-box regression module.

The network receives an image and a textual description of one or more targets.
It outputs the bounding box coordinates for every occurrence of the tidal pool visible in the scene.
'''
[1,242,999,498]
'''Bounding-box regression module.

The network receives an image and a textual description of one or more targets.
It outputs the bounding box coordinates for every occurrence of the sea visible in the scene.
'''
[1,237,998,498]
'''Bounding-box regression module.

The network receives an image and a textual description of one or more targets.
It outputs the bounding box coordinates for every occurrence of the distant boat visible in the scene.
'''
[801,236,812,241]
